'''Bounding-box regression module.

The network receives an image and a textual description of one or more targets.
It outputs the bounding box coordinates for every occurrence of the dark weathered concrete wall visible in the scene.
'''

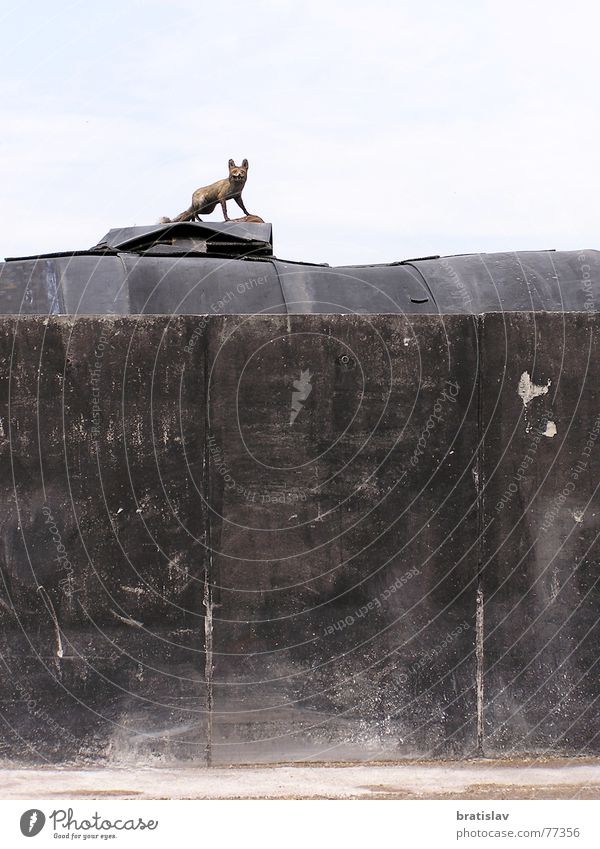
[1,312,599,765]
[0,314,479,764]
[0,317,209,764]
[481,313,600,756]
[206,315,479,763]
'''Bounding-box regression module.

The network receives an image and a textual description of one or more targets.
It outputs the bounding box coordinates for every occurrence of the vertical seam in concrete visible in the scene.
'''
[476,586,484,753]
[475,313,485,754]
[203,562,214,767]
[202,328,214,767]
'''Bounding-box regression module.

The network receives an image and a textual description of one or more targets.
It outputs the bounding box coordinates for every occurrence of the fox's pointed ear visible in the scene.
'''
[228,158,235,168]
[242,159,249,169]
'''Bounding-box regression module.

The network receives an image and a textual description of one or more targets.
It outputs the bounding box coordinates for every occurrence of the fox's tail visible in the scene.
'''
[158,206,199,224]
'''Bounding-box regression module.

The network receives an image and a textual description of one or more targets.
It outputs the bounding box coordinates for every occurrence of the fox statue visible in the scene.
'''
[160,159,253,223]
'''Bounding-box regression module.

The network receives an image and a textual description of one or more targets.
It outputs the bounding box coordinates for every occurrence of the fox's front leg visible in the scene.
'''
[234,196,250,216]
[220,200,230,221]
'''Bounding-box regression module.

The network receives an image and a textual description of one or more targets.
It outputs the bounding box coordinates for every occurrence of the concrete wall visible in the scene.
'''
[0,313,597,764]
[482,313,600,756]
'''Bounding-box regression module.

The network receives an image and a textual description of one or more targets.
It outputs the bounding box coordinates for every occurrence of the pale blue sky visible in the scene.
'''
[1,0,598,265]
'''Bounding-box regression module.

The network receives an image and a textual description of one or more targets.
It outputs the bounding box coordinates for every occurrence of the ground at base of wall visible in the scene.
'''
[1,759,600,800]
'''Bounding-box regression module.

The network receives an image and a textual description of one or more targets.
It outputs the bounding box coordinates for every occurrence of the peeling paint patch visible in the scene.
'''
[111,609,144,629]
[120,585,145,595]
[543,420,557,438]
[518,371,551,406]
[550,569,560,602]
[572,509,584,523]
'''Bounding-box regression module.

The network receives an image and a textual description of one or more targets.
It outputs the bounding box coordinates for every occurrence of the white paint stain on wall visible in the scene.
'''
[543,420,557,437]
[518,371,551,406]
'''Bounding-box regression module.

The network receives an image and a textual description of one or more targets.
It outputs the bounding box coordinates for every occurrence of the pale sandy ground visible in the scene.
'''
[2,759,600,799]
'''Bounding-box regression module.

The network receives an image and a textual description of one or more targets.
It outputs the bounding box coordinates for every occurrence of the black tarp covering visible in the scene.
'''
[1,223,598,316]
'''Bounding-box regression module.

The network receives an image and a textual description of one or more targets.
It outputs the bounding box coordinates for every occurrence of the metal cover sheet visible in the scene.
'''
[94,221,273,252]
[0,256,130,315]
[273,261,434,314]
[121,255,285,315]
[1,244,599,317]
[413,250,600,314]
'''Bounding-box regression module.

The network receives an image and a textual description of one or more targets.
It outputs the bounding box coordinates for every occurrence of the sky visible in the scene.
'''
[1,0,599,266]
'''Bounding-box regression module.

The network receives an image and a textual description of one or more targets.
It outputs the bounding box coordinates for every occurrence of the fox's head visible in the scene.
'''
[228,158,248,184]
